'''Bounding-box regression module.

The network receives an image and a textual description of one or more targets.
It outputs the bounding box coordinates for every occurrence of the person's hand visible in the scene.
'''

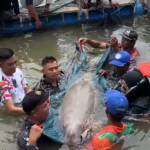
[80,143,93,150]
[79,37,88,43]
[110,136,125,150]
[28,124,43,146]
[12,14,22,20]
[26,87,32,94]
[110,37,118,48]
[111,3,119,9]
[35,20,42,29]
[80,0,92,9]
[98,69,108,77]
[119,80,129,94]
[109,37,121,52]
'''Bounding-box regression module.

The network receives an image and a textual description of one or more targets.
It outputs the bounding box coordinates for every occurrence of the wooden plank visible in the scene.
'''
[103,0,135,6]
[52,6,79,13]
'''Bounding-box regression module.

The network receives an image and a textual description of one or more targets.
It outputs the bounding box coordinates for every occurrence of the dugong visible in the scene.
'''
[60,73,100,146]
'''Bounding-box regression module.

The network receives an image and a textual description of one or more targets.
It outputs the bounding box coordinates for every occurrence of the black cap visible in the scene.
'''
[122,30,138,41]
[22,90,49,115]
[122,69,143,88]
[122,69,150,101]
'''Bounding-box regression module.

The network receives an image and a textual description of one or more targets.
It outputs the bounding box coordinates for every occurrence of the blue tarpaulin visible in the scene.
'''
[43,43,110,143]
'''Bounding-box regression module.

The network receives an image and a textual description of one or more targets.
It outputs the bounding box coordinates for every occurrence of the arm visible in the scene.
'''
[12,0,20,15]
[0,81,24,115]
[18,124,42,150]
[23,80,31,94]
[21,72,31,94]
[26,0,42,29]
[28,125,43,149]
[4,100,25,115]
[81,38,110,48]
[109,136,125,150]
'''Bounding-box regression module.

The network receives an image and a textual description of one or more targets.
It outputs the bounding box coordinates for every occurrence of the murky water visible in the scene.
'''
[0,14,150,150]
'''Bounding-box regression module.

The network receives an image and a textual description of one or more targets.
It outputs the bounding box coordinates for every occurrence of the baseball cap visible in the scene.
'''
[109,51,131,67]
[122,29,138,41]
[122,69,150,99]
[22,90,49,115]
[121,69,143,88]
[105,90,129,117]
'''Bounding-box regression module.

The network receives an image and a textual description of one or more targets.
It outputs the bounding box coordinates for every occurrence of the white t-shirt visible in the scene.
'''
[0,68,27,104]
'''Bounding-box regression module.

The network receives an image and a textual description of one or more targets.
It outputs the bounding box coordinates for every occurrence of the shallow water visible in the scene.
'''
[0,14,150,149]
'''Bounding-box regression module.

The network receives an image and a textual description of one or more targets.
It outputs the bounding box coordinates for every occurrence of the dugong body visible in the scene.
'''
[60,73,100,146]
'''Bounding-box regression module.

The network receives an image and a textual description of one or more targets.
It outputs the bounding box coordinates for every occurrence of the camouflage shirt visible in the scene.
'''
[33,71,66,96]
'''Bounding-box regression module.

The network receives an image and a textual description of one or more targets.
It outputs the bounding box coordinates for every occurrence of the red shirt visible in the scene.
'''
[130,47,140,61]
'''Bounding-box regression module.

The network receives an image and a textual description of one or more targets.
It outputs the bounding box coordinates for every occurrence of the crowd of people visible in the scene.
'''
[0,0,20,21]
[0,0,150,146]
[0,0,51,29]
[1,0,146,29]
[79,29,150,150]
[0,28,150,150]
[0,1,150,150]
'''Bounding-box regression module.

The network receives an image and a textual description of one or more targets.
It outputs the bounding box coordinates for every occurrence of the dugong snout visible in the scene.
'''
[64,121,82,146]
